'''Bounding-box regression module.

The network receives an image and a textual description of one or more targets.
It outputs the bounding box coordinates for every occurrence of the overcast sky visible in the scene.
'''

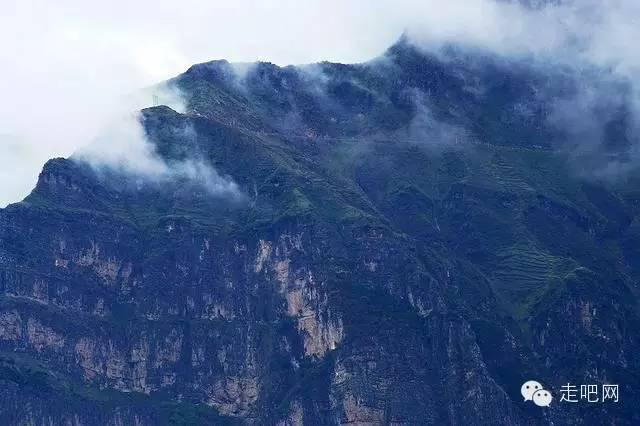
[0,0,408,207]
[2,0,640,207]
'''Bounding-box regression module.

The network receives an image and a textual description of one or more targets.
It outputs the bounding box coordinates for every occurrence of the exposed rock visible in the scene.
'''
[0,37,639,425]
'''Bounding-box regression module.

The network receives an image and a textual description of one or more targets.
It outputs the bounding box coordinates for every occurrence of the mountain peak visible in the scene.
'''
[2,17,639,425]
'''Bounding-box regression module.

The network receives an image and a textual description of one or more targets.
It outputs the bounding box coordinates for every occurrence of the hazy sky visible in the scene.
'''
[2,0,640,207]
[0,0,405,207]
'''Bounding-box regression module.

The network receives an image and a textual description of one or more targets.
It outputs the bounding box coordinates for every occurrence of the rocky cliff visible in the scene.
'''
[0,38,639,425]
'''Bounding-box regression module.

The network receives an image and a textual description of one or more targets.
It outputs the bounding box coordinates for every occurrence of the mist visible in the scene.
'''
[74,91,243,200]
[3,0,640,206]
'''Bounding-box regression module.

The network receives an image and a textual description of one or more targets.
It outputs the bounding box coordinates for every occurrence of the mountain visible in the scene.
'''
[1,38,639,425]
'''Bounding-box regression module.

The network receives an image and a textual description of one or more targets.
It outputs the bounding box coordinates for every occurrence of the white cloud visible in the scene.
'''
[2,0,640,206]
[0,134,42,207]
[0,0,401,207]
[75,107,243,200]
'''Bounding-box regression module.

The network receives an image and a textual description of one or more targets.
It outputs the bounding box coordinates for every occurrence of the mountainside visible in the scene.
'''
[1,38,639,425]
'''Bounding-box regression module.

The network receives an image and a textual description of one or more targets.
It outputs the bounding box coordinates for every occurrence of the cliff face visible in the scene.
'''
[0,39,639,425]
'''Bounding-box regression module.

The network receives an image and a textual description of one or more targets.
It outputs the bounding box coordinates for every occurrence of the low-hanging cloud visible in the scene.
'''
[400,0,640,178]
[75,92,243,200]
[74,84,184,175]
[400,89,471,149]
[4,0,640,206]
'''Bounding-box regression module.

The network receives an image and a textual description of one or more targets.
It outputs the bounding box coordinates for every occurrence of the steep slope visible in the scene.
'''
[0,39,639,425]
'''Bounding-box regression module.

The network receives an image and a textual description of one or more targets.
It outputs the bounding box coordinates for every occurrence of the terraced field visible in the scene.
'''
[488,155,533,193]
[490,244,576,319]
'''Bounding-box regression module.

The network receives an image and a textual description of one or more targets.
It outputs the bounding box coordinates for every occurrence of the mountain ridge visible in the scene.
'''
[1,37,639,424]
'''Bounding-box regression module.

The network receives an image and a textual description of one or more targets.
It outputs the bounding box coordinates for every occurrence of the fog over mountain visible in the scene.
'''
[2,1,640,425]
[3,0,640,205]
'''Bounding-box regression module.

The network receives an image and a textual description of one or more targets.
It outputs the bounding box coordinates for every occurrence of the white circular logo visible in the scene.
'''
[521,380,543,401]
[532,389,553,407]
